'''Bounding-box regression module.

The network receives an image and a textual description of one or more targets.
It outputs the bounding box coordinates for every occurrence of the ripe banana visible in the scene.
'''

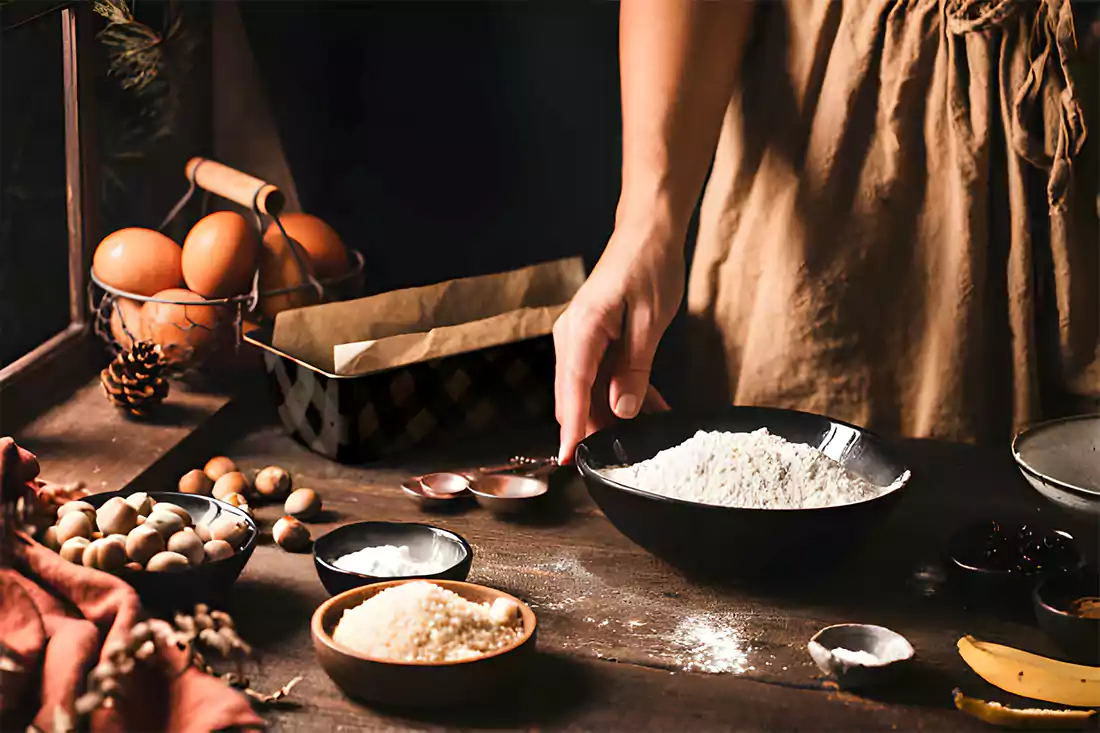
[953,689,1097,729]
[957,635,1100,708]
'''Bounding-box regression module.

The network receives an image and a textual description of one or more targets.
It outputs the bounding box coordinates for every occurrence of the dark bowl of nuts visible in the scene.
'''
[947,520,1083,613]
[39,491,258,611]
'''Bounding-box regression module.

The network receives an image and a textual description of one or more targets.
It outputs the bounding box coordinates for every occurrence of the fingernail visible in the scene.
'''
[557,445,570,465]
[614,394,639,418]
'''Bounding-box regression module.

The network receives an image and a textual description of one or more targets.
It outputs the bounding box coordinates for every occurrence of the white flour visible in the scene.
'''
[599,428,885,509]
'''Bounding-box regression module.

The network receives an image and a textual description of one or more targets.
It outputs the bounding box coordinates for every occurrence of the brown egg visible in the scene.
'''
[264,213,349,280]
[109,297,149,350]
[182,211,260,298]
[93,228,183,297]
[257,233,318,319]
[204,456,238,482]
[141,288,221,365]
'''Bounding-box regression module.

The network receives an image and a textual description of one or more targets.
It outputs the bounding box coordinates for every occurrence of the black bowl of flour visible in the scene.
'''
[575,406,911,582]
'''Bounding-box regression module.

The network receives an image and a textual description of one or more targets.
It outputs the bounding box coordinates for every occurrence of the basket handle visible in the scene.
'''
[184,157,285,216]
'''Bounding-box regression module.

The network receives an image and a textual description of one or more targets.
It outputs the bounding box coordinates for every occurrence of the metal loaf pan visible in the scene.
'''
[243,327,555,463]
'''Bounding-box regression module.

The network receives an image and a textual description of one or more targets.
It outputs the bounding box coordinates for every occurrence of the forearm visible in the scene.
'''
[617,0,754,237]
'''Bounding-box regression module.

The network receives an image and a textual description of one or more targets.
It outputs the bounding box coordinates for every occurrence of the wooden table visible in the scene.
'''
[190,410,1099,732]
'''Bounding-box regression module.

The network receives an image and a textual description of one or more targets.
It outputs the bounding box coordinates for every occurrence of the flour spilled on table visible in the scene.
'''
[599,428,887,509]
[474,550,776,675]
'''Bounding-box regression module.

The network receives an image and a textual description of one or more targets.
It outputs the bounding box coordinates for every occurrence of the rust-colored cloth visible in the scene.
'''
[0,439,265,733]
[686,0,1098,444]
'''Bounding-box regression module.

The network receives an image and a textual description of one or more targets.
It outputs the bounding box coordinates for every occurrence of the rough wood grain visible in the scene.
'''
[12,376,234,492]
[200,421,1098,732]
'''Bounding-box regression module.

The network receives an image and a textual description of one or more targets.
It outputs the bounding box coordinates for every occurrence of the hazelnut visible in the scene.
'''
[151,502,192,527]
[272,516,311,553]
[124,562,143,572]
[212,472,250,502]
[193,523,212,543]
[124,492,154,516]
[209,514,249,548]
[83,537,127,573]
[284,488,322,521]
[57,500,97,526]
[56,511,93,545]
[60,536,90,564]
[203,539,235,563]
[167,527,205,567]
[254,466,291,502]
[96,497,139,536]
[42,525,61,551]
[220,492,252,516]
[204,456,238,482]
[125,524,165,565]
[144,510,185,540]
[146,551,190,573]
[178,469,214,496]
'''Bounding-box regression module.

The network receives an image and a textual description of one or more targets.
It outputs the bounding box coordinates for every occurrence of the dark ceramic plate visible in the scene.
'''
[1034,567,1100,665]
[313,521,472,596]
[946,520,1083,612]
[1013,415,1100,519]
[575,406,911,581]
[312,579,537,706]
[81,491,258,611]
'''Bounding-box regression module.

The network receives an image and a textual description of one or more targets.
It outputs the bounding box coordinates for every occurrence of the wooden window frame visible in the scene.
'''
[0,2,101,431]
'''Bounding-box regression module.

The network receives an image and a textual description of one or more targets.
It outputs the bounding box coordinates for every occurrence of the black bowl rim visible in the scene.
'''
[947,520,1083,577]
[80,490,259,569]
[311,578,536,667]
[1011,414,1100,500]
[313,520,473,582]
[575,406,912,513]
[1033,567,1100,622]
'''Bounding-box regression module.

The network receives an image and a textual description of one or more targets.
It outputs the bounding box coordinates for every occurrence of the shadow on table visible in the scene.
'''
[229,577,320,647]
[366,651,593,728]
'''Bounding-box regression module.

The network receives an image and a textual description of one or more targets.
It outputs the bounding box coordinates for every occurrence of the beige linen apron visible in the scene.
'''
[686,0,1097,444]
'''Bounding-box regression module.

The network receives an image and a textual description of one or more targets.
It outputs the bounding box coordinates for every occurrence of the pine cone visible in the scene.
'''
[100,342,170,416]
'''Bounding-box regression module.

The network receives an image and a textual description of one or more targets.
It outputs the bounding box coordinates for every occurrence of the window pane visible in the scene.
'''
[0,8,72,368]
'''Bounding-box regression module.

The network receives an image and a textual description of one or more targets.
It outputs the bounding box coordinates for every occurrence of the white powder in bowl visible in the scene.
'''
[333,544,450,577]
[598,428,887,509]
[332,581,524,663]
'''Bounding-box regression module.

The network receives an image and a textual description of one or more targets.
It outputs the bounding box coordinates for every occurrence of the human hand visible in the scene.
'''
[553,221,683,464]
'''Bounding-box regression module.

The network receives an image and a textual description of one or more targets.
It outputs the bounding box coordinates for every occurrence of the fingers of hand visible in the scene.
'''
[608,306,660,420]
[553,306,614,465]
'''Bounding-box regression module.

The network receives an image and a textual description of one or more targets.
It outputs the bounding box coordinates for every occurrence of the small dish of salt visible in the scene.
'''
[313,521,473,596]
[807,623,915,689]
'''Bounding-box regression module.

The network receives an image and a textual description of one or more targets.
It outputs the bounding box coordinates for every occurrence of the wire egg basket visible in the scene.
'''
[90,158,365,380]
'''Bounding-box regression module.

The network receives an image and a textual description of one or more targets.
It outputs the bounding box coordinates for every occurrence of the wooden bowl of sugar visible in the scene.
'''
[311,579,538,706]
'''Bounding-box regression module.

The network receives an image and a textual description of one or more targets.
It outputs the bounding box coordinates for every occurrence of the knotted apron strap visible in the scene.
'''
[946,0,1087,211]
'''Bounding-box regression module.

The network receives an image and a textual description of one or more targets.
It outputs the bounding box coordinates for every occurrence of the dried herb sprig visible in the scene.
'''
[27,605,301,733]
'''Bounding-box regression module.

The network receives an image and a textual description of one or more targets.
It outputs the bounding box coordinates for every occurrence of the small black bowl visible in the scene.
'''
[1034,567,1100,665]
[575,406,911,581]
[82,491,258,611]
[947,520,1083,611]
[313,521,473,596]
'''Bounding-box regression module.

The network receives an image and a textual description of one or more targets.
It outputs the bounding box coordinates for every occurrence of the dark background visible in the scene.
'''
[238,1,693,402]
[0,1,695,401]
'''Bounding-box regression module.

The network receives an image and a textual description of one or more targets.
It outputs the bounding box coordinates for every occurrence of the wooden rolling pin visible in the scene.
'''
[184,157,285,216]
